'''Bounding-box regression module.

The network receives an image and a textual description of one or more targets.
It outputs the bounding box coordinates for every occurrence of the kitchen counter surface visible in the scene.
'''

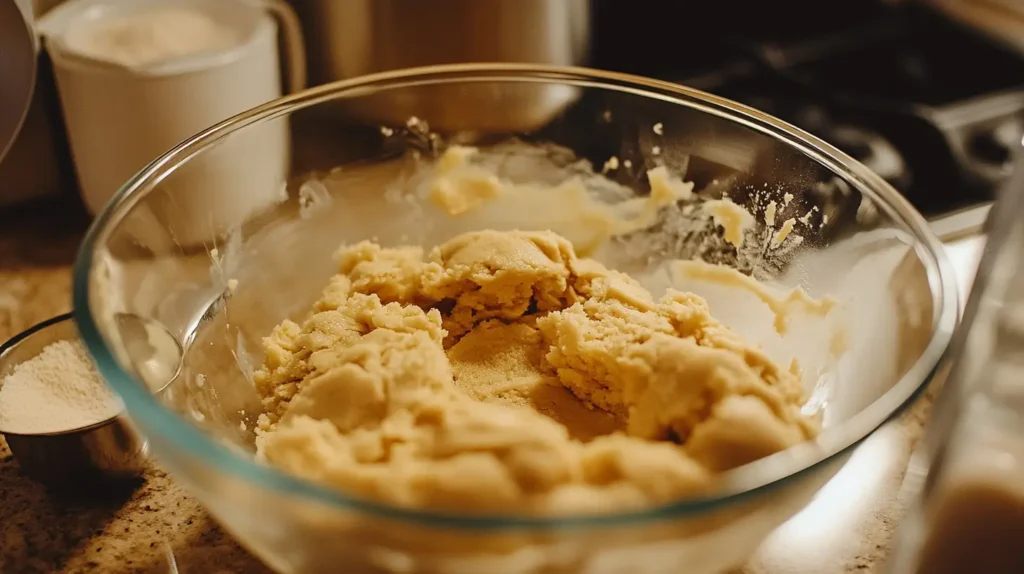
[0,200,983,574]
[0,200,269,574]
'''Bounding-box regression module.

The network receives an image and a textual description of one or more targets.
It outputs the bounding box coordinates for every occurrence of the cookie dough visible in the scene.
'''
[254,229,820,514]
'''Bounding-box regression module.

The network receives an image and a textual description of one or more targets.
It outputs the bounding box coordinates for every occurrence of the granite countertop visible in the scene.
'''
[0,200,269,574]
[0,199,969,574]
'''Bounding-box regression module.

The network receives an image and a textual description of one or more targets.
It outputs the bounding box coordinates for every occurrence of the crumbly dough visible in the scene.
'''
[703,198,755,248]
[254,229,820,514]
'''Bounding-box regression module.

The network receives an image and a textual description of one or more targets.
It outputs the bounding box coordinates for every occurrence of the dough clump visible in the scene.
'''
[254,229,819,514]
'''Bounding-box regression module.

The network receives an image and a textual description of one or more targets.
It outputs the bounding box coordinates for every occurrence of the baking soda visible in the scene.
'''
[0,340,122,434]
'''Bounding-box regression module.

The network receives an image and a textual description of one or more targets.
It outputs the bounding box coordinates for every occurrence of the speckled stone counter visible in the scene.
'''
[0,200,268,574]
[0,199,976,574]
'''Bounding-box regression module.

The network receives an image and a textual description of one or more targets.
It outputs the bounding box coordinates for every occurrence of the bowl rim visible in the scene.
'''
[72,63,959,529]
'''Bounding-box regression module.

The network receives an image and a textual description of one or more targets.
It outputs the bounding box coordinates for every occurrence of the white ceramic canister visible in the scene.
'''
[38,0,305,247]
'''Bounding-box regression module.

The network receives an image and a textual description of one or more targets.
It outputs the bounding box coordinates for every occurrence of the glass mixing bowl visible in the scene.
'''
[73,64,958,574]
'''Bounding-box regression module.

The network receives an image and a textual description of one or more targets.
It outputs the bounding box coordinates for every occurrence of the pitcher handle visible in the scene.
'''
[262,0,307,94]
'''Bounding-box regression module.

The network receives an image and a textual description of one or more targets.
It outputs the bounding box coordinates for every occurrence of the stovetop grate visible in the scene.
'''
[589,1,1024,216]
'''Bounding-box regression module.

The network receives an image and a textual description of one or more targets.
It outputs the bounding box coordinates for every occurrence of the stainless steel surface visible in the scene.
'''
[651,2,1023,218]
[0,0,38,166]
[943,233,987,306]
[0,313,147,493]
[928,202,990,241]
[289,0,590,129]
[925,202,989,307]
[291,0,590,85]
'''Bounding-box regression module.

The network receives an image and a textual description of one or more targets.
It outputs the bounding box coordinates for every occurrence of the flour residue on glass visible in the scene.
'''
[63,7,241,69]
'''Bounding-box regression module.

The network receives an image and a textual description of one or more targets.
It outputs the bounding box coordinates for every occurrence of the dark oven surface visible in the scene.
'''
[589,0,1024,217]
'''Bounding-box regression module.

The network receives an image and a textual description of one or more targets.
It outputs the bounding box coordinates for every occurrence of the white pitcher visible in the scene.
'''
[38,0,305,247]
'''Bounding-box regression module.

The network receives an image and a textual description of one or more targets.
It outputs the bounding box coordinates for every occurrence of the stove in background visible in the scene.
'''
[589,0,1024,219]
[5,0,1021,224]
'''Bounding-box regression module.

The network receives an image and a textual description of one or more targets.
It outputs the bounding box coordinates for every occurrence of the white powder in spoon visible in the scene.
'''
[0,340,123,434]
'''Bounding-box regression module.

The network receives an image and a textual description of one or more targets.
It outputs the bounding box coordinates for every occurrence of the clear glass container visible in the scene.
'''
[888,154,1024,574]
[72,64,959,574]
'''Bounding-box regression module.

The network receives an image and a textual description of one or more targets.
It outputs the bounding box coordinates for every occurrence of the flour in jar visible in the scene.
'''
[63,7,241,69]
[0,340,122,434]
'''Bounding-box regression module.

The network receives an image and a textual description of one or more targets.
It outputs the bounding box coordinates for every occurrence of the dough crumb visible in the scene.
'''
[764,200,778,227]
[703,198,754,248]
[772,218,797,248]
[428,146,503,216]
[254,230,822,515]
[647,166,693,202]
